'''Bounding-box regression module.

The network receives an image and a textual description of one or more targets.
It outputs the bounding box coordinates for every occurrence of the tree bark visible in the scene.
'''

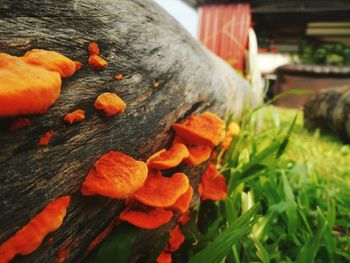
[304,86,350,143]
[0,0,253,262]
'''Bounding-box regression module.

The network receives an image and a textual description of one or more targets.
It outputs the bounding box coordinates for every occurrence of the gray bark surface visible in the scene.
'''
[0,0,252,261]
[304,86,350,143]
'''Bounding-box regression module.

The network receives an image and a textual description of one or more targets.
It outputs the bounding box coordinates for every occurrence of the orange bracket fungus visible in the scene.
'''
[55,241,71,263]
[146,143,189,170]
[81,151,147,199]
[8,118,31,132]
[22,49,76,78]
[157,251,172,263]
[183,145,212,166]
[166,225,185,252]
[0,196,71,263]
[74,61,83,72]
[37,130,55,146]
[63,109,85,124]
[0,53,61,117]
[135,171,189,208]
[115,73,123,81]
[172,112,225,147]
[169,186,193,214]
[119,205,173,229]
[87,42,107,69]
[173,136,212,166]
[198,163,227,201]
[94,92,126,117]
[88,42,100,56]
[222,121,240,151]
[88,55,108,70]
[84,220,115,256]
[177,210,190,225]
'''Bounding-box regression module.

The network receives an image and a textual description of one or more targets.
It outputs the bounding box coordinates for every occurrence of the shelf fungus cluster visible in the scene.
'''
[0,40,240,262]
[0,196,71,263]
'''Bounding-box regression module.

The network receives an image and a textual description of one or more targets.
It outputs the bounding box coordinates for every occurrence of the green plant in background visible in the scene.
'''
[300,43,350,66]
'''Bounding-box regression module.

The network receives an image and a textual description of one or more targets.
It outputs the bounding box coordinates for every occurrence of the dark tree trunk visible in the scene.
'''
[304,86,350,143]
[0,0,253,262]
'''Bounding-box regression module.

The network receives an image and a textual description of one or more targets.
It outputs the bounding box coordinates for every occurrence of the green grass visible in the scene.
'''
[179,105,350,262]
[94,105,350,263]
[263,106,350,181]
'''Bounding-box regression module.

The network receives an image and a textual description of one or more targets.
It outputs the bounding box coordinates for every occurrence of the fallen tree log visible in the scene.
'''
[304,86,350,143]
[0,0,255,262]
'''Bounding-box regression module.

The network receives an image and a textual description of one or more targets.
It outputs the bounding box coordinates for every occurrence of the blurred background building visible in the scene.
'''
[154,0,350,108]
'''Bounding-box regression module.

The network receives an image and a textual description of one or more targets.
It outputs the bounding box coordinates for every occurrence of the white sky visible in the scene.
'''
[153,0,198,38]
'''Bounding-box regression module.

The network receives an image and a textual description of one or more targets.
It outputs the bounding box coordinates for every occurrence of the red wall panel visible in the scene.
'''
[198,3,251,72]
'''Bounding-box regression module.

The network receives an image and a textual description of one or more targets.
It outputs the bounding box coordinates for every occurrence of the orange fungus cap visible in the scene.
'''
[37,130,55,146]
[81,151,148,199]
[156,252,172,263]
[168,186,193,214]
[0,196,70,263]
[178,210,190,225]
[85,220,115,256]
[74,61,83,71]
[146,143,189,170]
[172,112,225,147]
[0,53,61,117]
[94,92,126,117]
[63,109,85,124]
[222,122,240,151]
[88,42,100,56]
[173,136,212,166]
[88,55,107,70]
[119,206,173,229]
[134,171,189,208]
[22,49,76,78]
[166,225,185,252]
[198,163,227,201]
[115,73,123,81]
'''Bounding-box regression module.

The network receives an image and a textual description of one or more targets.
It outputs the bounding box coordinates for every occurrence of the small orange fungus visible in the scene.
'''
[0,53,61,117]
[81,151,147,199]
[169,186,193,214]
[178,210,190,225]
[198,163,227,201]
[0,196,70,263]
[74,61,83,71]
[156,252,172,263]
[119,205,173,229]
[88,55,107,70]
[88,42,100,56]
[55,242,70,263]
[22,49,76,78]
[146,143,189,169]
[172,112,225,147]
[222,122,240,151]
[135,171,189,208]
[38,130,55,146]
[85,220,115,256]
[166,225,185,252]
[152,80,160,89]
[94,92,126,117]
[8,118,31,132]
[63,109,85,124]
[115,73,123,81]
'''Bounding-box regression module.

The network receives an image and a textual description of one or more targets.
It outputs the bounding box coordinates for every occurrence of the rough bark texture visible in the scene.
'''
[304,86,350,143]
[0,0,253,262]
